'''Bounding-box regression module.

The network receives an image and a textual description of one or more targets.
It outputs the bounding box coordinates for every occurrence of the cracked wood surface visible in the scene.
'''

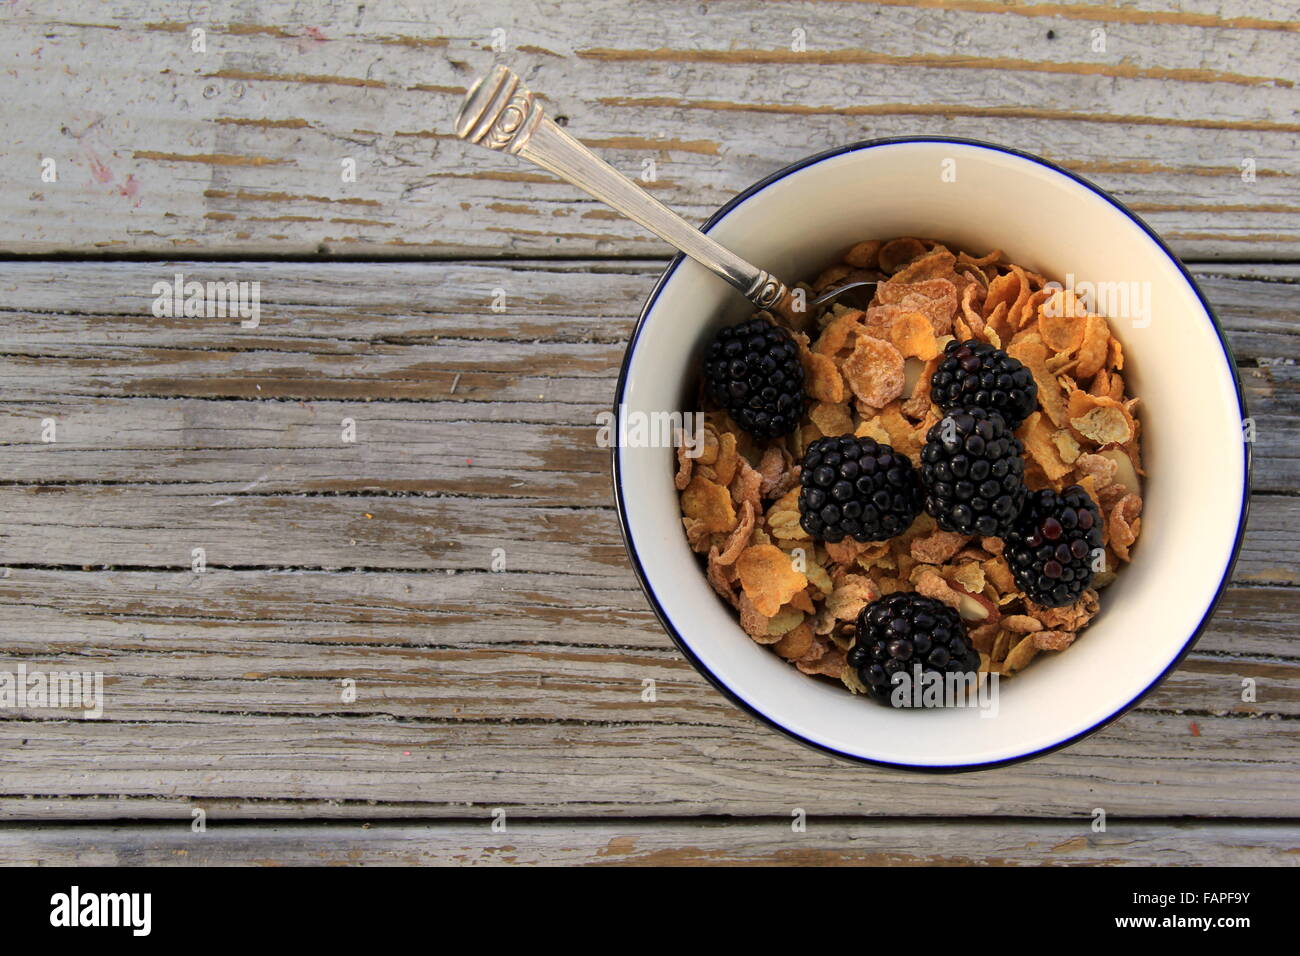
[0,820,1291,866]
[1,0,1297,866]
[0,259,1296,868]
[1,0,1298,260]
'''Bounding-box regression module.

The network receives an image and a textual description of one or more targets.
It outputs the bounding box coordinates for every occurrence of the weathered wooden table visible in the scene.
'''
[0,1,1296,865]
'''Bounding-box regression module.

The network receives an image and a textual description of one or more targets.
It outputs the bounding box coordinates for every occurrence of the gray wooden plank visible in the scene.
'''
[1,1,1297,259]
[0,256,1294,820]
[0,568,1292,818]
[0,602,1291,721]
[3,260,1293,356]
[0,388,1290,498]
[0,260,1294,494]
[0,485,1291,584]
[0,570,1291,658]
[0,820,1293,866]
[0,711,1294,819]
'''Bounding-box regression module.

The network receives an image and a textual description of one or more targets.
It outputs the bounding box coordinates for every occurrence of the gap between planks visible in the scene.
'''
[0,818,1294,866]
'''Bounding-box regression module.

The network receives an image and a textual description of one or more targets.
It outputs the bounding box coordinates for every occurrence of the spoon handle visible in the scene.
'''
[454,66,789,310]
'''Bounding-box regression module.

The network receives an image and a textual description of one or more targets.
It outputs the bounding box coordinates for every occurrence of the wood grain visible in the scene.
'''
[0,485,1294,581]
[1,0,1296,259]
[0,820,1292,866]
[0,259,1295,832]
[0,261,1294,496]
[1,1,1297,865]
[0,712,1295,820]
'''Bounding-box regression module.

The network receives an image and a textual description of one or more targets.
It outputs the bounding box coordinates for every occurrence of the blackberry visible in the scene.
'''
[1005,485,1104,607]
[847,592,980,706]
[920,407,1026,537]
[931,339,1038,429]
[798,435,922,542]
[703,317,805,438]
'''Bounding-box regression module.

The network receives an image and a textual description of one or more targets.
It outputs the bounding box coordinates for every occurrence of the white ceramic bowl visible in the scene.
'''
[612,137,1249,771]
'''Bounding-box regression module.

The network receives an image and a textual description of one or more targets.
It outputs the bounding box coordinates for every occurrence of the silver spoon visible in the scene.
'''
[453,66,875,317]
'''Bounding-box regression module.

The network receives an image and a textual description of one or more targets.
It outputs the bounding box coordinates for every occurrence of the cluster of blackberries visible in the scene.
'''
[924,342,1102,607]
[703,322,1104,705]
[790,349,1037,551]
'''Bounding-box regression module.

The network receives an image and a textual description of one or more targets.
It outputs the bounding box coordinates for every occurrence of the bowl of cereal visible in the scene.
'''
[612,137,1249,770]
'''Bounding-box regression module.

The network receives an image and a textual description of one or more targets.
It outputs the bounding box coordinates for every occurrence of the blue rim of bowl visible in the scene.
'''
[610,135,1252,772]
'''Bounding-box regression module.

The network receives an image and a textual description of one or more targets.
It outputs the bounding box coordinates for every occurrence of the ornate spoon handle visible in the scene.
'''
[454,66,789,310]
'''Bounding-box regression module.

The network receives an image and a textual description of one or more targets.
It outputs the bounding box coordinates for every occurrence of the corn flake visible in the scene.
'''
[878,237,928,273]
[844,239,882,269]
[1075,313,1112,380]
[1109,493,1142,562]
[889,311,941,360]
[737,544,809,617]
[842,335,906,409]
[681,475,736,533]
[1038,307,1086,354]
[809,400,855,438]
[1019,411,1072,482]
[1072,404,1133,446]
[802,347,846,403]
[1008,338,1068,427]
[1002,635,1039,673]
[814,309,866,357]
[773,621,815,659]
